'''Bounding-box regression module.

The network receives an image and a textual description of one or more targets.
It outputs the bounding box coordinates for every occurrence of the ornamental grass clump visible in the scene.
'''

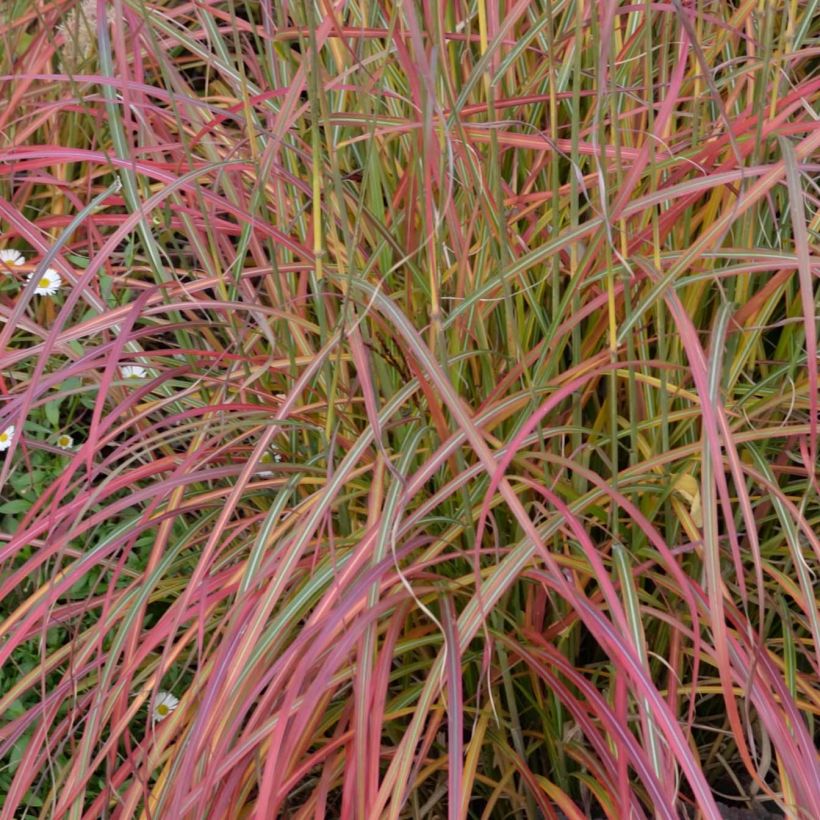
[0,1,818,818]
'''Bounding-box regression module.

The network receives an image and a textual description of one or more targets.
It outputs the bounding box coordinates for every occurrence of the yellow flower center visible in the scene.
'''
[157,704,169,716]
[39,277,51,289]
[0,433,7,442]
[59,436,71,447]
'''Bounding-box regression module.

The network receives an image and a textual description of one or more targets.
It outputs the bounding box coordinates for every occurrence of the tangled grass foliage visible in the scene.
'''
[0,1,818,817]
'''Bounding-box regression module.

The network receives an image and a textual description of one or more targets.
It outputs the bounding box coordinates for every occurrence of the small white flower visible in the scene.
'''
[57,433,74,450]
[121,365,147,379]
[0,425,14,451]
[152,690,179,722]
[0,249,25,267]
[27,268,62,296]
[257,450,283,477]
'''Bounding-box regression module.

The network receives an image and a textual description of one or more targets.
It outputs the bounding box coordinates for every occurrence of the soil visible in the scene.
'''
[712,803,783,819]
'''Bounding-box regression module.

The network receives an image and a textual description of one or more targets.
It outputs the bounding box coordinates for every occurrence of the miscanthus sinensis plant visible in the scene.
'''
[1,1,818,817]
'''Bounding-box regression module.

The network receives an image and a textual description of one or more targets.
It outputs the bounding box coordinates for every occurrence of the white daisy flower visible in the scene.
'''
[27,268,62,296]
[57,433,74,450]
[258,450,282,477]
[121,365,148,379]
[0,425,14,451]
[0,249,25,267]
[152,690,179,722]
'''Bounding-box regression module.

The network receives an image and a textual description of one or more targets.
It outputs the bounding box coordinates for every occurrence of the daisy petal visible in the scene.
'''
[0,249,25,267]
[57,434,74,450]
[152,690,179,722]
[0,425,15,452]
[121,365,148,379]
[27,268,62,296]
